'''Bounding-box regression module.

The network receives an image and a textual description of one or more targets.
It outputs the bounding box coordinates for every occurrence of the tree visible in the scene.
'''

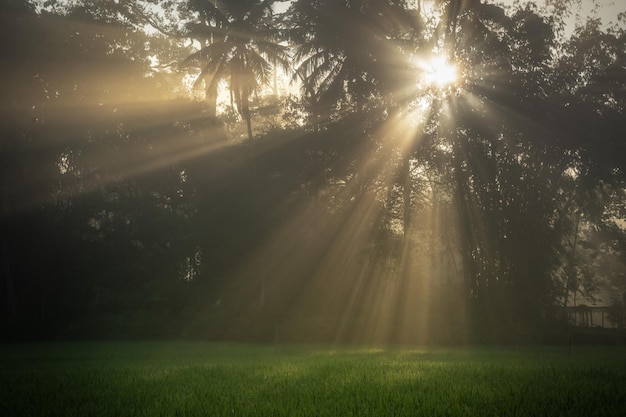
[285,0,418,125]
[2,0,624,343]
[0,0,211,339]
[184,0,290,141]
[371,1,620,335]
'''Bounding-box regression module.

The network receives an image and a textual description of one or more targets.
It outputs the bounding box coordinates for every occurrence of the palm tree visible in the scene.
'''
[286,0,416,121]
[184,0,290,141]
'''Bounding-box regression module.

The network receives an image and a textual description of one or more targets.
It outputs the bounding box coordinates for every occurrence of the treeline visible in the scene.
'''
[0,0,625,343]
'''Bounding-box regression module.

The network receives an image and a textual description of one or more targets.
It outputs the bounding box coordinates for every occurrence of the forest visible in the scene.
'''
[0,0,625,343]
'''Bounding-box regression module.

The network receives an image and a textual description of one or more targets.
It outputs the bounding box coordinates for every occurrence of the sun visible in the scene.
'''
[417,54,459,89]
[425,56,458,87]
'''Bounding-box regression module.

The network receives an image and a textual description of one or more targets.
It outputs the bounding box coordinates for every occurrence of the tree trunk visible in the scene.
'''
[563,212,581,312]
[402,153,412,240]
[1,239,18,318]
[1,181,18,318]
[272,65,278,96]
[244,104,253,141]
[204,73,218,118]
[452,137,477,298]
[242,85,253,141]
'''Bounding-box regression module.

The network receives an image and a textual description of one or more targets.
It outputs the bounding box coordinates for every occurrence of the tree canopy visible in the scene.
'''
[0,0,625,343]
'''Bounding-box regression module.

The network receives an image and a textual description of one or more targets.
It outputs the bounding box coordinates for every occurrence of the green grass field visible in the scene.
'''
[1,342,624,416]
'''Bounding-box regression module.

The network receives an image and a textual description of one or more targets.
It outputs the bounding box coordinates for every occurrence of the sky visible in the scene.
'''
[274,0,625,30]
[503,0,626,30]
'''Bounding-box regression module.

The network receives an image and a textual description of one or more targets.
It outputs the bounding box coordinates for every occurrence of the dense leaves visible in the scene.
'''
[183,0,290,139]
[0,0,624,342]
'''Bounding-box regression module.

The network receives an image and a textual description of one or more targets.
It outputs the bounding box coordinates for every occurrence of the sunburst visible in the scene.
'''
[415,54,460,90]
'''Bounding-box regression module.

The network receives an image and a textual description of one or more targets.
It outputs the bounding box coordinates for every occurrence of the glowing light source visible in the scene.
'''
[420,55,459,89]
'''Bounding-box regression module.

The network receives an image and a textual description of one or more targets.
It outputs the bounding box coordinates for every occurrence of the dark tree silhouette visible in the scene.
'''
[1,0,624,342]
[184,0,290,140]
[285,0,417,123]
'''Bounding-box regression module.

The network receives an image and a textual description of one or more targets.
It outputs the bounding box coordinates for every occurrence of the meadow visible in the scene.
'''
[1,342,625,416]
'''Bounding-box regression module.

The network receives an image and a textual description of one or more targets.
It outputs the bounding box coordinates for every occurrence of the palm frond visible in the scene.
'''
[183,40,232,65]
[244,49,270,86]
[185,22,232,40]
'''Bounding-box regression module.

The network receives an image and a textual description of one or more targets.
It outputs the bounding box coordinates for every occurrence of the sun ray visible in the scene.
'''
[414,54,460,90]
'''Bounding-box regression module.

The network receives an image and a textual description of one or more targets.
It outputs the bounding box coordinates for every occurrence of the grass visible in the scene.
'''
[0,342,625,416]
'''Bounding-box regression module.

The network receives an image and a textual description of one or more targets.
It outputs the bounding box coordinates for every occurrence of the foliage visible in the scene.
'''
[183,0,290,139]
[285,0,418,123]
[0,0,625,342]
